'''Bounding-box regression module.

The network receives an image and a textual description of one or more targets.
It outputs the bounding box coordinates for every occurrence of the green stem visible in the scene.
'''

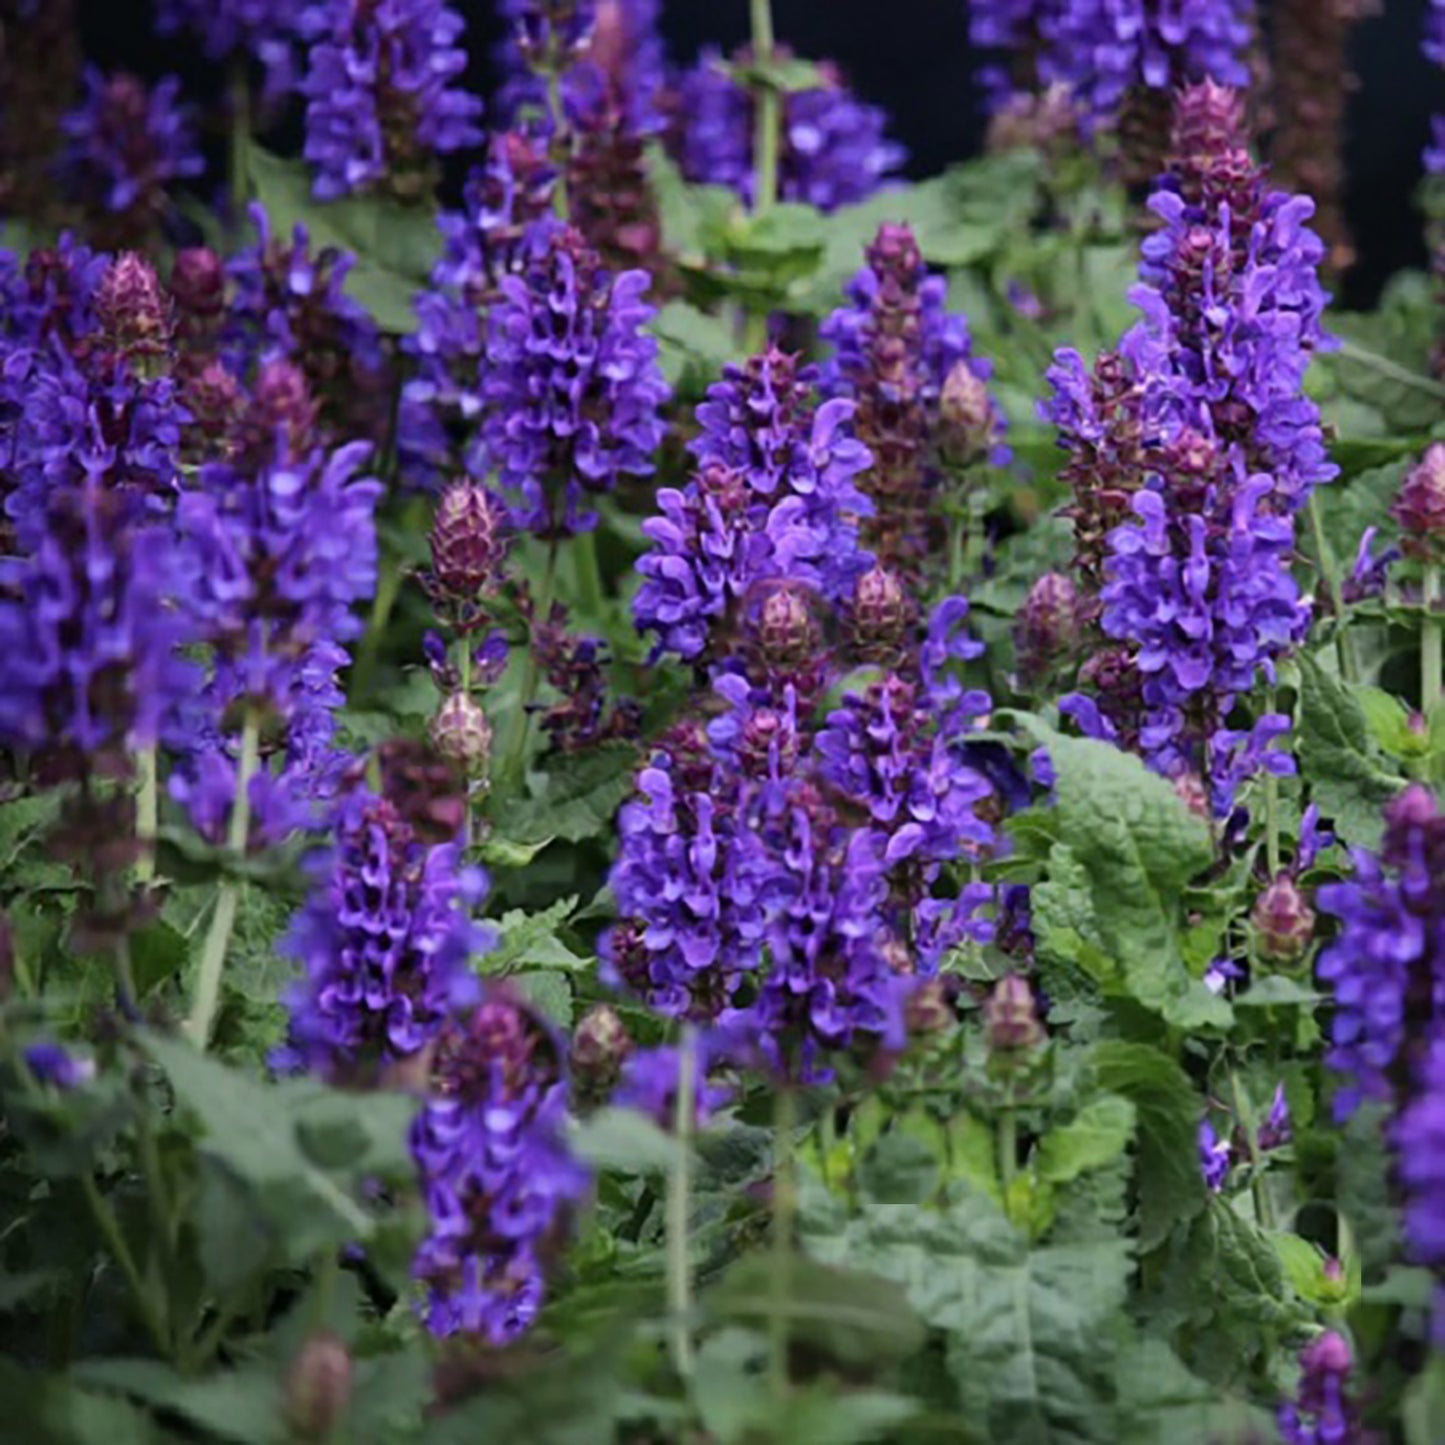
[1307,492,1358,684]
[134,744,157,887]
[997,1102,1018,1200]
[228,63,251,228]
[500,542,559,793]
[573,529,605,620]
[666,1026,696,1381]
[352,552,406,702]
[1264,690,1282,879]
[184,710,260,1051]
[80,1170,170,1357]
[134,1083,178,1353]
[750,0,780,216]
[457,641,474,850]
[769,1083,796,1402]
[546,69,570,219]
[1425,564,1443,710]
[1228,1069,1275,1232]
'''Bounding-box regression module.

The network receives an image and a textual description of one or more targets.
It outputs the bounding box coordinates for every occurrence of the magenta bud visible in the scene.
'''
[851,566,910,659]
[1172,772,1211,820]
[237,358,319,465]
[939,361,997,463]
[95,251,172,366]
[905,977,957,1035]
[1251,874,1316,964]
[570,1004,631,1094]
[1392,443,1445,561]
[429,481,507,602]
[286,1332,352,1441]
[755,586,818,671]
[169,246,226,320]
[1015,571,1081,683]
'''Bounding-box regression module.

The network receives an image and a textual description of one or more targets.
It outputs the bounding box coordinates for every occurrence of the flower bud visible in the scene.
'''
[235,358,319,466]
[286,1332,353,1441]
[429,692,493,779]
[570,1004,631,1097]
[1392,443,1445,562]
[95,252,172,369]
[1172,771,1210,820]
[180,360,245,461]
[939,361,997,464]
[429,481,507,603]
[169,246,226,324]
[984,973,1043,1055]
[1015,572,1080,684]
[374,737,467,845]
[755,586,818,672]
[1251,874,1316,964]
[905,977,957,1036]
[851,566,910,661]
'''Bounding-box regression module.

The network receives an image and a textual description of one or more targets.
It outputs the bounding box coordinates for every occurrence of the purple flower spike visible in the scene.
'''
[61,69,203,244]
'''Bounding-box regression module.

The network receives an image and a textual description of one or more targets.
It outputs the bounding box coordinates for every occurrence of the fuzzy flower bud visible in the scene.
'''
[755,586,819,672]
[850,565,911,662]
[429,692,493,778]
[1392,443,1445,563]
[428,480,508,606]
[169,246,227,338]
[286,1333,353,1442]
[939,360,999,464]
[984,973,1043,1054]
[1251,873,1316,964]
[235,359,321,469]
[1015,571,1081,686]
[570,1003,632,1098]
[904,976,957,1036]
[373,737,468,845]
[94,252,173,369]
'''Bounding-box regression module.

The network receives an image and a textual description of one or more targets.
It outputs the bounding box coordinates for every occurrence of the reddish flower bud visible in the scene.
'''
[286,1333,352,1441]
[1251,873,1316,964]
[755,585,819,672]
[1392,443,1445,562]
[939,361,997,464]
[95,251,172,368]
[235,358,320,467]
[1015,571,1081,685]
[428,480,507,604]
[850,565,911,661]
[570,1004,632,1097]
[905,976,957,1036]
[169,246,226,324]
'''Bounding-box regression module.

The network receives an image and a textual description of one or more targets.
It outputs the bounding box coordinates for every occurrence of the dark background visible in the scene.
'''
[78,0,1445,307]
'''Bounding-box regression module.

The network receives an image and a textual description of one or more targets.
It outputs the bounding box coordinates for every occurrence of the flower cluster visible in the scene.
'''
[298,0,484,202]
[1277,1331,1370,1445]
[820,222,1003,570]
[633,346,871,663]
[1049,81,1331,812]
[669,48,903,214]
[400,131,556,489]
[226,205,393,448]
[60,70,202,245]
[476,218,667,535]
[278,791,485,1082]
[410,989,588,1340]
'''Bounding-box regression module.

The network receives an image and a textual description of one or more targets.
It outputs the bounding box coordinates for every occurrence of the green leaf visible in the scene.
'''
[1036,1095,1137,1185]
[1013,720,1225,1027]
[245,143,438,334]
[804,1194,1131,1443]
[1091,1041,1207,1252]
[709,1255,928,1369]
[486,896,587,973]
[140,1032,376,1261]
[71,1360,281,1445]
[1296,653,1403,849]
[569,1106,681,1174]
[493,743,637,845]
[515,968,573,1027]
[0,1359,162,1445]
[650,298,737,392]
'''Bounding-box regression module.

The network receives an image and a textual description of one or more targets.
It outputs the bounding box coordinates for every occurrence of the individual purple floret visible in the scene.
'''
[278,791,487,1083]
[1198,1119,1231,1191]
[60,69,203,244]
[612,1037,733,1130]
[478,217,668,535]
[669,47,903,213]
[299,0,484,202]
[24,1041,96,1090]
[1277,1331,1369,1445]
[633,346,872,663]
[225,204,393,448]
[1258,1083,1293,1150]
[410,988,587,1341]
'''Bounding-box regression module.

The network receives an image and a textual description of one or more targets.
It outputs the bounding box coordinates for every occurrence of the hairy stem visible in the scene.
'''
[666,1026,697,1381]
[134,744,157,887]
[1229,1068,1275,1232]
[573,529,605,620]
[500,541,559,793]
[750,0,780,215]
[769,1082,796,1402]
[81,1169,170,1357]
[1307,491,1358,684]
[1425,564,1443,709]
[547,68,570,220]
[185,709,260,1050]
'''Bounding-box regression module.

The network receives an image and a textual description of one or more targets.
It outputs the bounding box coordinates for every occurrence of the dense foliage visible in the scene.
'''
[4,0,1445,1441]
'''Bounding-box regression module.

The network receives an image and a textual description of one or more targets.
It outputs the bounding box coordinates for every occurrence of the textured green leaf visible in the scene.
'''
[1016,721,1224,1026]
[486,896,586,974]
[569,1106,681,1174]
[1091,1041,1207,1252]
[804,1194,1130,1443]
[1297,653,1403,849]
[0,1359,163,1445]
[1036,1095,1137,1185]
[493,743,637,844]
[72,1360,281,1445]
